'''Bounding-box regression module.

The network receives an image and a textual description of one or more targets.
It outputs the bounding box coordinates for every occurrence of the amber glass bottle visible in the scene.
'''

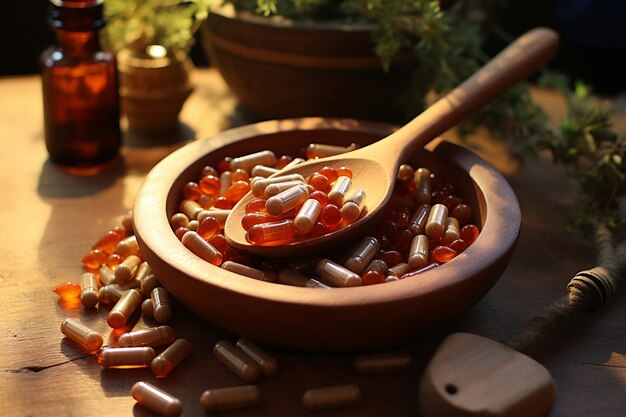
[40,0,121,175]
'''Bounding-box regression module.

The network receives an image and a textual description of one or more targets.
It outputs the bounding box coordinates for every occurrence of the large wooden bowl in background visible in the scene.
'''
[133,118,520,351]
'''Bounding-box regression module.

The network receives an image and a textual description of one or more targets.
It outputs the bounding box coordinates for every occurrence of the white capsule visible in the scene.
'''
[221,261,276,282]
[251,164,280,177]
[305,143,357,158]
[80,272,99,309]
[278,269,330,289]
[293,198,322,235]
[443,216,461,245]
[197,209,230,229]
[179,198,203,220]
[169,212,189,230]
[302,384,362,411]
[316,259,362,287]
[425,203,448,241]
[265,185,310,216]
[327,176,352,206]
[230,150,277,173]
[251,174,306,198]
[279,157,305,171]
[131,381,182,417]
[181,231,223,266]
[200,385,260,411]
[344,236,380,274]
[408,234,430,270]
[264,180,307,198]
[413,167,432,205]
[340,187,366,223]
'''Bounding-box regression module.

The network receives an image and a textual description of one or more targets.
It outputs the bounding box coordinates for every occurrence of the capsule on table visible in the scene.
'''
[344,236,380,274]
[107,289,142,329]
[443,216,461,245]
[142,298,154,318]
[152,339,191,378]
[413,167,432,205]
[98,265,116,286]
[327,175,352,206]
[98,284,124,305]
[118,325,174,347]
[221,261,276,282]
[408,234,430,270]
[293,199,322,235]
[425,203,448,241]
[139,273,160,298]
[251,164,279,178]
[246,219,296,246]
[302,384,362,411]
[61,318,103,352]
[265,185,310,216]
[409,204,431,235]
[213,340,261,383]
[278,269,330,289]
[316,259,362,287]
[264,180,307,198]
[230,150,276,173]
[354,352,412,374]
[305,143,357,159]
[200,385,260,411]
[114,254,142,284]
[99,346,155,368]
[80,272,99,309]
[151,287,173,324]
[251,174,306,198]
[340,187,366,223]
[115,235,140,258]
[236,338,279,378]
[181,231,223,266]
[131,381,182,417]
[54,281,81,300]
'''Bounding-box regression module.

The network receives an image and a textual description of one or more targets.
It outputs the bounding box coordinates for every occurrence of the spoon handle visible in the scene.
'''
[372,27,559,160]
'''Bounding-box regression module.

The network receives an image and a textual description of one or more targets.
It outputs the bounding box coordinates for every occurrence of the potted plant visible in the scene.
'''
[103,0,211,133]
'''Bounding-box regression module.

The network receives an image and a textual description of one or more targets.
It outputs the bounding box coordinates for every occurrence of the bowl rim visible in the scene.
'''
[133,117,520,311]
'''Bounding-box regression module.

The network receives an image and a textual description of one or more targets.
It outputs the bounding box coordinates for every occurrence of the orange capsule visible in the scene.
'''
[182,231,223,266]
[247,220,296,245]
[82,249,108,269]
[318,166,338,183]
[245,198,268,214]
[231,168,250,183]
[182,181,201,200]
[460,224,480,244]
[335,166,353,178]
[222,181,251,203]
[54,281,81,300]
[199,174,221,196]
[309,190,329,207]
[92,226,125,254]
[431,245,458,263]
[320,204,342,228]
[241,212,281,231]
[308,173,331,193]
[452,203,472,225]
[197,216,220,240]
[106,253,124,269]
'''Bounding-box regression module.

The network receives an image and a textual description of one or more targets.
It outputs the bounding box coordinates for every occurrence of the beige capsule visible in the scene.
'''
[236,338,279,378]
[80,272,99,309]
[230,150,277,173]
[118,325,175,347]
[277,269,330,289]
[213,340,261,383]
[265,185,310,216]
[408,235,430,270]
[413,167,432,205]
[169,212,189,230]
[121,210,134,235]
[140,274,161,297]
[425,203,448,241]
[114,254,141,284]
[131,381,182,417]
[135,261,152,282]
[142,298,154,318]
[98,284,124,305]
[280,157,306,170]
[186,219,199,231]
[107,288,142,329]
[60,318,103,352]
[264,180,307,198]
[200,385,260,411]
[115,235,140,258]
[98,264,116,286]
[344,236,380,274]
[443,216,461,245]
[354,352,413,374]
[387,262,410,280]
[99,346,155,368]
[151,287,172,324]
[251,174,306,198]
[340,187,366,223]
[251,164,279,178]
[327,175,352,206]
[293,198,322,235]
[302,384,362,411]
[316,259,362,287]
[221,261,276,282]
[115,279,141,291]
[179,198,203,220]
[197,209,230,229]
[181,231,223,266]
[151,339,191,378]
[305,143,357,158]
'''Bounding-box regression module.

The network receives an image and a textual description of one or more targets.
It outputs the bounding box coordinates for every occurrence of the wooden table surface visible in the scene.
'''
[1,68,625,417]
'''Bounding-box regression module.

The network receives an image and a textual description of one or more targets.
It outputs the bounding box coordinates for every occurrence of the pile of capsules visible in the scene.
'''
[54,209,417,416]
[172,143,480,287]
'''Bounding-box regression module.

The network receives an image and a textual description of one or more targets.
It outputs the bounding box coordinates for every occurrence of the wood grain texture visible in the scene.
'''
[1,69,625,417]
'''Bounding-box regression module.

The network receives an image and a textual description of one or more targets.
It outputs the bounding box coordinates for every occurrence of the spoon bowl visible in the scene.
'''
[224,27,559,257]
[133,117,521,350]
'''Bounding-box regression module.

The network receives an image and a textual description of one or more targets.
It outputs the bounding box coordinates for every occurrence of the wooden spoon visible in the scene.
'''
[225,28,559,257]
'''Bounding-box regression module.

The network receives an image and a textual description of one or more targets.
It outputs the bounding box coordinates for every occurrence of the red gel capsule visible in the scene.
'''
[222,181,251,203]
[201,165,218,177]
[182,181,201,200]
[275,155,293,169]
[198,216,220,239]
[245,198,267,214]
[241,212,281,231]
[460,224,480,244]
[452,203,472,225]
[308,173,331,193]
[217,157,232,173]
[335,166,353,178]
[308,190,329,208]
[442,195,463,211]
[393,207,411,228]
[361,270,385,285]
[175,226,190,240]
[376,250,403,267]
[92,226,125,254]
[391,229,413,252]
[208,234,229,254]
[199,175,221,196]
[106,253,123,269]
[213,196,234,209]
[431,246,458,263]
[318,166,338,183]
[320,204,342,227]
[231,169,250,183]
[449,238,468,253]
[247,220,296,245]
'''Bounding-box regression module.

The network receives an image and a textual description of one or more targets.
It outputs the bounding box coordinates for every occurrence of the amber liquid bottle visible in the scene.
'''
[40,0,121,175]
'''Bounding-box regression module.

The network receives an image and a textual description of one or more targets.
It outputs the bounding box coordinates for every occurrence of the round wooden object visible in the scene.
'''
[133,117,521,351]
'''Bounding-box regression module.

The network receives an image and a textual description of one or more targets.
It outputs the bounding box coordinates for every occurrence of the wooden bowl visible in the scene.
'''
[133,118,520,351]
